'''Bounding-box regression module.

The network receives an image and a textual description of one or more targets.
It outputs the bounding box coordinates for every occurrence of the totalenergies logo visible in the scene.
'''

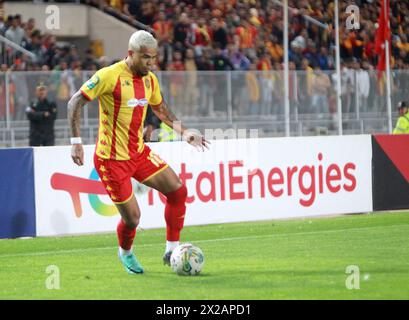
[51,155,358,217]
[50,169,118,217]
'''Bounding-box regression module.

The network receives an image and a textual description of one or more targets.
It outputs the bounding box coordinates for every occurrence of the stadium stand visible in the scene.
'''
[1,1,409,71]
[0,0,408,147]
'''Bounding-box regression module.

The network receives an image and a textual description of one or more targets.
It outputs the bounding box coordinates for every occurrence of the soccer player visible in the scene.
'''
[67,30,209,274]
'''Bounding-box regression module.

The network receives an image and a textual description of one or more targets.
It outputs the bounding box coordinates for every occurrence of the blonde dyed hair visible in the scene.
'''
[128,30,157,52]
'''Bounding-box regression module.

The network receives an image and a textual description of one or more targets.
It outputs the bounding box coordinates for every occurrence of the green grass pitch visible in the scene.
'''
[0,211,408,299]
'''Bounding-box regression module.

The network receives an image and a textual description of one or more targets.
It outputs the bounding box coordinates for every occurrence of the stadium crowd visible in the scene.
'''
[105,0,409,73]
[1,0,409,124]
[1,0,409,72]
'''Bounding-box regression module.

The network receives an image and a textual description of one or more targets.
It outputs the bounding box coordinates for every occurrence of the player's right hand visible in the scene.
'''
[71,144,84,166]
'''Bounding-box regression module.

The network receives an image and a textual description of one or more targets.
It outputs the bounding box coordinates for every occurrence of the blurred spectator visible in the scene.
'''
[289,61,299,114]
[258,51,273,114]
[10,60,29,120]
[317,46,330,70]
[43,34,58,67]
[51,59,76,119]
[82,48,99,70]
[173,12,190,50]
[26,82,57,146]
[392,101,409,134]
[22,29,46,65]
[235,19,258,58]
[224,43,250,71]
[0,15,14,35]
[138,0,156,25]
[196,49,213,71]
[123,0,142,19]
[311,65,331,114]
[183,48,198,115]
[357,61,371,112]
[289,41,303,69]
[340,60,354,114]
[212,18,228,50]
[167,50,185,71]
[24,18,36,40]
[298,58,313,112]
[212,45,234,71]
[67,45,80,67]
[158,121,177,141]
[246,63,260,115]
[291,29,308,51]
[98,55,110,68]
[265,35,283,63]
[152,10,173,62]
[167,50,185,108]
[5,15,25,48]
[196,49,214,116]
[110,0,125,12]
[50,45,68,69]
[303,39,319,68]
[191,17,211,57]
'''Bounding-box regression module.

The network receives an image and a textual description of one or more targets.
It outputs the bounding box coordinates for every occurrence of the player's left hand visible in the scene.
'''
[183,130,210,151]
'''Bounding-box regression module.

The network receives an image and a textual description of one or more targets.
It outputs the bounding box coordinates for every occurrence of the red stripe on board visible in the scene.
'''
[374,134,409,183]
[109,78,122,159]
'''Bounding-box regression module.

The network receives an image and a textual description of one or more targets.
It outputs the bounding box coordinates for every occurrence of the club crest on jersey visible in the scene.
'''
[86,75,100,90]
[127,98,148,108]
[144,78,150,89]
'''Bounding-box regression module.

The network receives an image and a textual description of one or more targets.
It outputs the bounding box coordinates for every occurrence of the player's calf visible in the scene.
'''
[163,184,188,265]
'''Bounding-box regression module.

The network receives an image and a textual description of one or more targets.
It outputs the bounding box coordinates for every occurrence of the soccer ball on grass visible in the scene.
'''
[170,243,205,276]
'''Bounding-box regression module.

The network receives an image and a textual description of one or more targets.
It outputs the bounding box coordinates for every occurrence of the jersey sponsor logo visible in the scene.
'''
[127,98,148,108]
[86,75,100,90]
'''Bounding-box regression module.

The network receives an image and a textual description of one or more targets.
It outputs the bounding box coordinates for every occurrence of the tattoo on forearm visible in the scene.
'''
[68,92,87,137]
[154,99,187,134]
[159,99,178,124]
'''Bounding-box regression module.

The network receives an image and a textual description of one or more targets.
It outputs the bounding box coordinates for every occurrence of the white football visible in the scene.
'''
[170,243,205,276]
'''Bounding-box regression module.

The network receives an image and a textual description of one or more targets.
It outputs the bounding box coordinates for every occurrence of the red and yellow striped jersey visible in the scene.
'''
[80,60,163,160]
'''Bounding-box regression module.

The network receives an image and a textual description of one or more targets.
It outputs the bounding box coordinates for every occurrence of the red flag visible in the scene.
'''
[375,0,391,74]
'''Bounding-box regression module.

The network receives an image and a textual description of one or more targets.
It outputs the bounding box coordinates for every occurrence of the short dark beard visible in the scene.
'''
[126,58,146,77]
[130,62,146,77]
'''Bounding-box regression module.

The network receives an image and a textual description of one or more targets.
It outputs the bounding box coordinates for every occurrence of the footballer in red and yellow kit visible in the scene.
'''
[69,30,210,275]
[80,60,168,203]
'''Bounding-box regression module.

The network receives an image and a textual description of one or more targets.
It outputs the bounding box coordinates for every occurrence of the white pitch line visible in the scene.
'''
[0,223,408,259]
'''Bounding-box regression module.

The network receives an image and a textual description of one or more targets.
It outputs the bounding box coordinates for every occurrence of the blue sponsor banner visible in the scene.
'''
[0,148,36,238]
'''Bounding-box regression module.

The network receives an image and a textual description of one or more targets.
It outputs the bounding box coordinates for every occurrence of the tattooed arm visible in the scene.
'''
[152,98,210,150]
[152,98,186,134]
[68,90,89,166]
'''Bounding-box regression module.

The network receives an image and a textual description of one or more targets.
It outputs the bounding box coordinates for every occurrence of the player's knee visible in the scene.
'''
[121,210,140,229]
[125,216,139,229]
[166,184,187,204]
